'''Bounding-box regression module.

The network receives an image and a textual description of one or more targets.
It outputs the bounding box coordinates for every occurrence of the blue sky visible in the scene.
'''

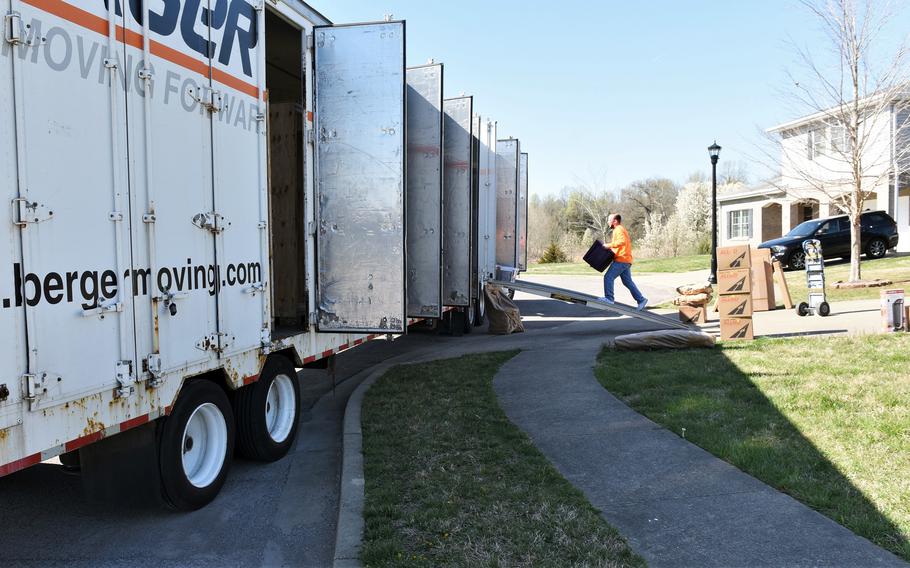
[309,1,910,197]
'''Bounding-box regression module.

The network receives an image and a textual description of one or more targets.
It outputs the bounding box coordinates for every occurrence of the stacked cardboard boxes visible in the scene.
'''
[716,245,754,340]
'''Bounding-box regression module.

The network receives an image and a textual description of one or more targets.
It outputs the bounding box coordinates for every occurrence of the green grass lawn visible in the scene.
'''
[782,253,910,304]
[361,352,644,567]
[527,254,709,276]
[596,335,910,561]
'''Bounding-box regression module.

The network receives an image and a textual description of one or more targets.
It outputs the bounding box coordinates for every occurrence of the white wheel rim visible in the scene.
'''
[181,402,228,489]
[265,374,296,443]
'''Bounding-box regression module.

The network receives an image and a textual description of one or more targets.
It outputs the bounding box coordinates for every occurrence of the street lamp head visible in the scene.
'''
[708,141,721,165]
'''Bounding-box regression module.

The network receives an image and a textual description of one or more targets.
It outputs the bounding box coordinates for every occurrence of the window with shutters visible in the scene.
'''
[727,209,753,239]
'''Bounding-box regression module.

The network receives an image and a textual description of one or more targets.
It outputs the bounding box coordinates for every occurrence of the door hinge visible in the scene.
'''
[306,33,314,50]
[191,211,227,233]
[23,372,46,410]
[196,333,233,354]
[5,12,23,45]
[115,360,135,398]
[204,90,223,113]
[306,128,315,145]
[12,198,54,226]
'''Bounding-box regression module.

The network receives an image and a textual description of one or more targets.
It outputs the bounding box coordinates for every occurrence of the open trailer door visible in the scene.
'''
[313,21,406,333]
[518,152,529,271]
[406,64,444,319]
[442,97,474,307]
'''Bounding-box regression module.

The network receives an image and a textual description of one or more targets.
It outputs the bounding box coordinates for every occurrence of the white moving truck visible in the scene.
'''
[1,0,527,509]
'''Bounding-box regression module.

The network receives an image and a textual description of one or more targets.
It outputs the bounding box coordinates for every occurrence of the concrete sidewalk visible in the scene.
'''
[491,319,906,567]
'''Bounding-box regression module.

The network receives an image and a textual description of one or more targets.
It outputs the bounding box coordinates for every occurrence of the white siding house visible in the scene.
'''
[720,99,910,251]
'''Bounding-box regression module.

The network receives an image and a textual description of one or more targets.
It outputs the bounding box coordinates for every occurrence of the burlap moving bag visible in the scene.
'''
[485,284,524,335]
[613,329,715,351]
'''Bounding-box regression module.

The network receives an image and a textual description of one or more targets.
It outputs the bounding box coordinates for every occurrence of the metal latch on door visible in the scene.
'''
[192,212,228,234]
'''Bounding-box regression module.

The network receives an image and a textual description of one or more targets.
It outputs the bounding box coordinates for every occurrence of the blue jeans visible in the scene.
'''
[603,261,645,303]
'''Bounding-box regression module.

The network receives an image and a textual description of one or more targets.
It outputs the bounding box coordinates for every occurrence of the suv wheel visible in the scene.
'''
[788,250,806,271]
[866,238,887,259]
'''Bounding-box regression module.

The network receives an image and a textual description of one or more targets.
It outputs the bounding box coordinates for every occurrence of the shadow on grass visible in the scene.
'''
[596,337,909,561]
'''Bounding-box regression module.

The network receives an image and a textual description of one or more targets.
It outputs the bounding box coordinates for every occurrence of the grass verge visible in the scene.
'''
[362,351,644,567]
[783,253,910,304]
[595,335,910,560]
[527,254,709,276]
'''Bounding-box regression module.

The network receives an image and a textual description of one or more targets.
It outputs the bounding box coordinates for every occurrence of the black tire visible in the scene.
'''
[474,285,486,326]
[818,302,831,317]
[789,250,806,271]
[797,302,810,317]
[866,238,887,259]
[462,305,475,334]
[233,355,300,462]
[159,380,234,511]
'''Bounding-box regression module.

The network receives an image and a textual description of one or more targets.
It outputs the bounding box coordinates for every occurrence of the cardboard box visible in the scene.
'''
[720,317,754,341]
[717,268,752,296]
[881,289,905,332]
[718,294,753,318]
[678,305,708,324]
[750,248,775,311]
[717,245,752,271]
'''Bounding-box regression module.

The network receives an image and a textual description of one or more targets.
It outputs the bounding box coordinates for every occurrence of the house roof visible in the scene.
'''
[767,89,910,133]
[717,181,786,203]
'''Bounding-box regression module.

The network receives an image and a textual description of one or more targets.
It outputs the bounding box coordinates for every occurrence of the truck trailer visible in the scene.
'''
[1,0,529,509]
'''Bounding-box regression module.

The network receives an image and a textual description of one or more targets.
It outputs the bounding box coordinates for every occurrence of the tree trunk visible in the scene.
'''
[850,211,862,282]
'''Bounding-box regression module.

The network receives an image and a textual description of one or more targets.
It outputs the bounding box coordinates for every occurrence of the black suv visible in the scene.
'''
[758,210,898,270]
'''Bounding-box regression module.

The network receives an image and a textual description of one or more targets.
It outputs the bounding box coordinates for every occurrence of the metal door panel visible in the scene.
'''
[518,153,529,270]
[406,64,443,318]
[8,0,135,407]
[496,139,520,268]
[121,0,218,375]
[442,97,473,306]
[478,119,498,280]
[0,15,26,427]
[470,113,481,297]
[212,0,268,356]
[314,22,406,333]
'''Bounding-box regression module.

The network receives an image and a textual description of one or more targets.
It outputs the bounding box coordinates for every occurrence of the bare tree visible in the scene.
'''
[564,170,618,238]
[719,160,752,185]
[772,0,910,281]
[620,178,679,236]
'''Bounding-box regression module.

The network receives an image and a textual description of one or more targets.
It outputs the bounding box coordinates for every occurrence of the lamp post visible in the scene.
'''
[708,141,721,284]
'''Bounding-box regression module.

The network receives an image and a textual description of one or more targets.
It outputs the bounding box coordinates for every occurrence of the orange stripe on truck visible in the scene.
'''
[22,0,260,99]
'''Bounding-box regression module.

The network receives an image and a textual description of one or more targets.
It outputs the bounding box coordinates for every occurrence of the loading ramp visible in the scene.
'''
[493,279,694,331]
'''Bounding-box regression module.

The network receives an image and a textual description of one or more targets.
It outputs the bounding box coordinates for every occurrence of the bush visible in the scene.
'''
[539,243,569,264]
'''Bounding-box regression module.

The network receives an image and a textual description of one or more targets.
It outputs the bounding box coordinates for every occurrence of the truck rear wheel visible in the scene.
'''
[159,380,234,510]
[233,355,300,462]
[462,305,475,334]
[474,284,486,325]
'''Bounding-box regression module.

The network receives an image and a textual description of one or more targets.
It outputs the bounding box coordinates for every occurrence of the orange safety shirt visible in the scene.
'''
[609,224,634,263]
